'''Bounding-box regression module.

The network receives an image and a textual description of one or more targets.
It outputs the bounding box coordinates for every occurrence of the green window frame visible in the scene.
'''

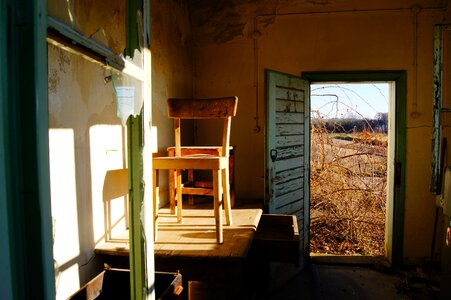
[1,0,54,298]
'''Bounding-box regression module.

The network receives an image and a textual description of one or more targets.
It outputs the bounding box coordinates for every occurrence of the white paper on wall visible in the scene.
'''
[111,70,144,126]
[116,86,135,126]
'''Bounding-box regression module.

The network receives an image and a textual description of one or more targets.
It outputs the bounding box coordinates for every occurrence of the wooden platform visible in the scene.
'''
[93,203,301,298]
[95,205,262,260]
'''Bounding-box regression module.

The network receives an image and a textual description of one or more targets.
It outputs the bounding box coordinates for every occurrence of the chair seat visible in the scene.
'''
[153,156,229,170]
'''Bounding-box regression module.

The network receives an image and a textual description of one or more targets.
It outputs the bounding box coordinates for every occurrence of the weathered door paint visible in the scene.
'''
[265,69,310,254]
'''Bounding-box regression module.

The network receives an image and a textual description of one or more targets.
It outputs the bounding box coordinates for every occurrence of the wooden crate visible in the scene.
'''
[248,214,300,265]
[68,268,183,300]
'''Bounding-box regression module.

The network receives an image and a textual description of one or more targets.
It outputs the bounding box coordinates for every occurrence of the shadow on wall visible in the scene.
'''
[103,168,129,242]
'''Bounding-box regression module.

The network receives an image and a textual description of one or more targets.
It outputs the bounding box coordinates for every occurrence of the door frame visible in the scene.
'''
[302,71,406,267]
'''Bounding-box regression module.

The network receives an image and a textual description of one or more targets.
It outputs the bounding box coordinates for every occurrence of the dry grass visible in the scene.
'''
[310,121,387,256]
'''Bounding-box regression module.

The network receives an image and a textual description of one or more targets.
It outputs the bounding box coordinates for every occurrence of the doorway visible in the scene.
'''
[309,82,390,258]
[265,70,406,266]
[303,72,406,265]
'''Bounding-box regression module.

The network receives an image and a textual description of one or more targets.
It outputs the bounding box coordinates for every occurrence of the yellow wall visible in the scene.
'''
[48,43,128,300]
[192,2,451,264]
[48,1,132,298]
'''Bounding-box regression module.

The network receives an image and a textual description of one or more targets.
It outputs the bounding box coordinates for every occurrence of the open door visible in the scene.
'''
[265,69,310,255]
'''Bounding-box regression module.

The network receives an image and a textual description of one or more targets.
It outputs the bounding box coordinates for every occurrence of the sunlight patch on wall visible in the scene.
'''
[49,129,81,299]
[55,263,80,300]
[89,124,128,244]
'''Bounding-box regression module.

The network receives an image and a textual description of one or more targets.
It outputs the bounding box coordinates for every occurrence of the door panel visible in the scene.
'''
[266,69,310,254]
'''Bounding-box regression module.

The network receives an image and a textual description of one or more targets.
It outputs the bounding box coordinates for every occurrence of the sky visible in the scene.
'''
[310,83,390,119]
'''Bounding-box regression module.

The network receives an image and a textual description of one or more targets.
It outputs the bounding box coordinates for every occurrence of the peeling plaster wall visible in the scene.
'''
[48,45,127,299]
[48,1,130,298]
[151,0,193,204]
[48,0,126,54]
[189,0,447,45]
[191,0,451,264]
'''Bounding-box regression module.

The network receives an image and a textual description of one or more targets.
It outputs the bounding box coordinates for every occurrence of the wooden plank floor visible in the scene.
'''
[95,203,262,260]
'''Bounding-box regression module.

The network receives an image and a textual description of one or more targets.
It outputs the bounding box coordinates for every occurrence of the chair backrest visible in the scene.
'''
[167,97,238,157]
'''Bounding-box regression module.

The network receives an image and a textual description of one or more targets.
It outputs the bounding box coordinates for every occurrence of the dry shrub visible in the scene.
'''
[310,114,387,256]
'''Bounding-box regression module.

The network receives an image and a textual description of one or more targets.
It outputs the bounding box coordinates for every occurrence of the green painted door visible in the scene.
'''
[265,69,310,254]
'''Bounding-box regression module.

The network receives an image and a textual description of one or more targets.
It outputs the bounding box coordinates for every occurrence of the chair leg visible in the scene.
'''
[169,169,176,214]
[213,170,223,244]
[176,169,183,223]
[222,167,233,226]
[153,169,159,241]
[188,169,195,205]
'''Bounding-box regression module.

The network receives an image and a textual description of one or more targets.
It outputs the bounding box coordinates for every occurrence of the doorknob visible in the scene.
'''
[270,149,278,162]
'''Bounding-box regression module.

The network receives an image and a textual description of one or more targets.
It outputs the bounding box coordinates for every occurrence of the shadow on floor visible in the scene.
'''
[265,262,440,300]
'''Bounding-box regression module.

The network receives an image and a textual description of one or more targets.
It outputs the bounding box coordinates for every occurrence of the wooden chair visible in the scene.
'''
[153,96,238,244]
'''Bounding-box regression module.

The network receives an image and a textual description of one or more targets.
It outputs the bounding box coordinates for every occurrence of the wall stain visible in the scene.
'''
[48,69,59,95]
[188,0,448,45]
[48,45,71,94]
[189,0,278,44]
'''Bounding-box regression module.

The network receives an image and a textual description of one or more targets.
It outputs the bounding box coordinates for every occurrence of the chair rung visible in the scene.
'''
[194,181,213,188]
[182,187,213,195]
[153,156,228,170]
[182,181,213,188]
